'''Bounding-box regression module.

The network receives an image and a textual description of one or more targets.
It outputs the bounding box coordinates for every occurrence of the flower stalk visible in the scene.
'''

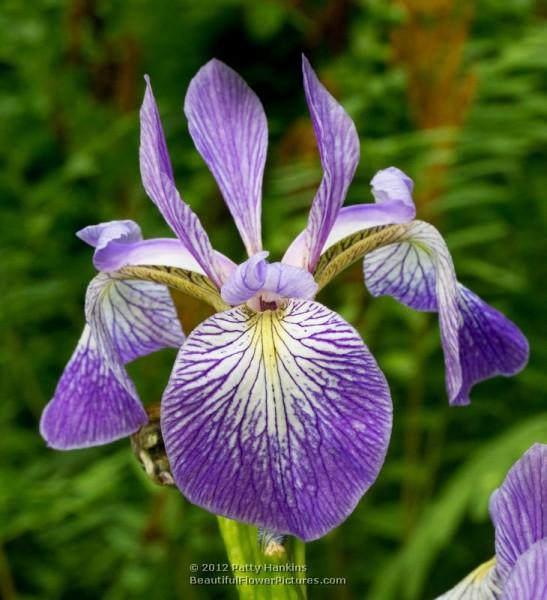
[217,517,307,600]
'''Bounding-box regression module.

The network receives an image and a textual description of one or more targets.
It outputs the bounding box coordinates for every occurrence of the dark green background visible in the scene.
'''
[1,1,546,598]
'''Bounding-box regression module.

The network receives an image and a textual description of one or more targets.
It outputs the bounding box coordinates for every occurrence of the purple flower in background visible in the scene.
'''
[437,444,546,599]
[40,56,528,541]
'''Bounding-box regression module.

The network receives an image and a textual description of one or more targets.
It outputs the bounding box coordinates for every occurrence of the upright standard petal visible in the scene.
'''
[40,275,184,449]
[364,221,528,405]
[161,300,392,540]
[490,444,547,582]
[501,539,547,600]
[140,78,226,286]
[184,59,267,256]
[296,56,360,271]
[283,167,415,267]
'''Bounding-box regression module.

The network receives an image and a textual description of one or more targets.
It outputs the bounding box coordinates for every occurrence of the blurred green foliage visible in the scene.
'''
[0,0,545,598]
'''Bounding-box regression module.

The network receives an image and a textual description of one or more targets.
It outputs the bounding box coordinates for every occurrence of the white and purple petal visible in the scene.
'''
[490,444,547,582]
[435,558,502,599]
[296,56,360,271]
[364,221,463,402]
[140,78,227,286]
[85,273,184,366]
[184,59,267,256]
[161,300,392,540]
[364,221,528,405]
[501,539,547,600]
[40,275,184,450]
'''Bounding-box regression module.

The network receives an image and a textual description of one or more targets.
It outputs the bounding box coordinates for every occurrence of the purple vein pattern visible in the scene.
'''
[438,444,547,599]
[364,220,528,405]
[40,325,146,449]
[161,299,392,541]
[40,275,184,449]
[502,539,547,600]
[300,55,360,271]
[184,59,267,256]
[364,221,462,402]
[86,274,184,367]
[140,77,225,286]
[491,444,547,582]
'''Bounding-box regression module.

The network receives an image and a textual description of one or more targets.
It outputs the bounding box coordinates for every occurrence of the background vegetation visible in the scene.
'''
[0,0,545,598]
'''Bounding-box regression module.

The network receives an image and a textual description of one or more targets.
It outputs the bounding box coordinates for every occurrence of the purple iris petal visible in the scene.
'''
[40,326,146,449]
[491,444,546,583]
[40,275,184,449]
[451,286,529,406]
[501,539,547,600]
[140,77,225,286]
[437,444,546,598]
[364,221,528,405]
[221,252,318,305]
[364,221,463,403]
[184,59,267,256]
[161,300,392,540]
[283,167,415,267]
[298,55,360,271]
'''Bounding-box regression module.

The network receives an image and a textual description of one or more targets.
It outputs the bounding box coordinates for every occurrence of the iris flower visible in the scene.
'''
[437,444,546,599]
[40,57,528,541]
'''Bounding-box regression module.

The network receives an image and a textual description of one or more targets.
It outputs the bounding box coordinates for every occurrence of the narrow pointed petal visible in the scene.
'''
[435,558,502,599]
[298,56,360,271]
[184,59,267,256]
[140,78,225,286]
[40,326,147,449]
[490,444,547,582]
[282,166,414,267]
[364,221,462,402]
[501,539,547,600]
[364,221,528,405]
[40,276,184,449]
[161,300,392,541]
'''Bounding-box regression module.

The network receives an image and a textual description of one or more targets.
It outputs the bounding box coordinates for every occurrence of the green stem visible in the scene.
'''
[217,517,307,600]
